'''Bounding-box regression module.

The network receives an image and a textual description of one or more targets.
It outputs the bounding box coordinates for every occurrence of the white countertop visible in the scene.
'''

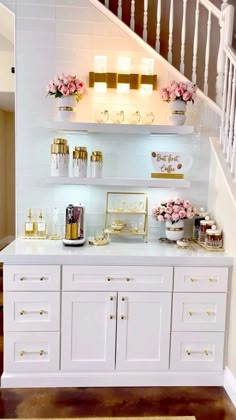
[0,239,233,266]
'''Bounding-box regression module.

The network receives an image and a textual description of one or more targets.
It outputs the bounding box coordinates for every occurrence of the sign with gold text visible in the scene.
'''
[151,151,192,178]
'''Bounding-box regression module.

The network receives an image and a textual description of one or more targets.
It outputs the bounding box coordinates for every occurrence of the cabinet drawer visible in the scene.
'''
[4,332,60,372]
[174,267,228,292]
[170,331,224,371]
[62,265,173,291]
[4,291,60,332]
[4,265,61,291]
[172,293,227,332]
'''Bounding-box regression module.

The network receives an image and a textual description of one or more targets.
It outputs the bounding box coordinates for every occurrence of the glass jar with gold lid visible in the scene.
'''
[198,218,215,243]
[73,146,87,178]
[205,226,223,249]
[50,138,69,177]
[90,151,103,178]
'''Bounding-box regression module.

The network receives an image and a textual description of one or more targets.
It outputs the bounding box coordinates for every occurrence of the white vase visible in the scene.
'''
[168,99,187,125]
[165,219,184,241]
[56,95,77,122]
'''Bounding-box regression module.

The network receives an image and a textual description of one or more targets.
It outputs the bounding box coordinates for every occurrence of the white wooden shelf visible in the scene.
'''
[49,121,193,135]
[47,177,191,188]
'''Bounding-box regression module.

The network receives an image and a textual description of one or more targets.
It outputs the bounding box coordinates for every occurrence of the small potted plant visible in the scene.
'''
[159,80,197,125]
[151,197,196,241]
[46,73,88,121]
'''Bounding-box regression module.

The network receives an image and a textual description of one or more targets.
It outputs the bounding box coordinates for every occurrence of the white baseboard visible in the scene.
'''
[0,235,14,250]
[224,366,236,407]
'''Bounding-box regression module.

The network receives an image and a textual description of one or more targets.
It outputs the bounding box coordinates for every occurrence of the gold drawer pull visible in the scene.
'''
[19,276,47,282]
[20,349,45,357]
[190,277,198,282]
[121,315,125,320]
[106,276,131,281]
[209,278,217,282]
[19,309,46,316]
[109,315,115,320]
[189,311,215,316]
[186,348,211,356]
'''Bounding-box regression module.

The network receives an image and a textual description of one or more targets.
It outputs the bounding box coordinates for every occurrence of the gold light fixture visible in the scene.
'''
[89,56,157,92]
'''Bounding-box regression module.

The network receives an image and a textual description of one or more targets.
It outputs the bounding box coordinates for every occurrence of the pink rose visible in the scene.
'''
[158,215,164,221]
[67,82,76,93]
[184,200,191,207]
[173,205,180,213]
[174,198,182,205]
[182,91,191,101]
[179,210,186,218]
[169,91,177,100]
[175,87,184,97]
[166,206,173,214]
[164,213,171,220]
[59,85,70,96]
[171,213,179,222]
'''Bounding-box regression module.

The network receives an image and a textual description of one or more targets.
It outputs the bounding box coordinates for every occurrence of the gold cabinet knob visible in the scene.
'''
[107,276,111,281]
[126,277,130,281]
[121,297,125,301]
[20,350,25,356]
[20,277,24,281]
[121,315,125,320]
[40,277,45,281]
[19,310,25,315]
[110,296,114,301]
[109,315,114,320]
[39,350,44,356]
[39,310,44,315]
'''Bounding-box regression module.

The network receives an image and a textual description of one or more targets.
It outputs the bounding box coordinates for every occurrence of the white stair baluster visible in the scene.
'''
[220,56,229,146]
[223,62,233,155]
[229,67,236,167]
[105,0,109,7]
[168,0,174,64]
[192,0,199,84]
[130,0,135,31]
[203,10,212,96]
[216,17,225,106]
[234,113,236,180]
[221,0,229,11]
[143,0,148,42]
[155,0,161,53]
[180,0,188,74]
[118,0,122,19]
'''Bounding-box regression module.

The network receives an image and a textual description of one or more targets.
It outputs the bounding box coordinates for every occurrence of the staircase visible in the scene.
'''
[98,0,236,188]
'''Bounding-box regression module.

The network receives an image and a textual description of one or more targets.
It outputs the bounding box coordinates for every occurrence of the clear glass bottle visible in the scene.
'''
[24,208,35,236]
[36,209,47,238]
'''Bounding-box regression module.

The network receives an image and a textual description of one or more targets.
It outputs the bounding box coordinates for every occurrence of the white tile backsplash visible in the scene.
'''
[15,0,217,240]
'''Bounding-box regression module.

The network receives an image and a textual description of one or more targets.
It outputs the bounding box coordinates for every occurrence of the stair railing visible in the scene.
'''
[99,0,234,106]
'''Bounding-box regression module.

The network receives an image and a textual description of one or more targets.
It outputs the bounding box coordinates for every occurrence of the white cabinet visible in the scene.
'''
[61,291,116,371]
[1,262,230,387]
[61,290,171,372]
[116,292,171,371]
[170,266,229,372]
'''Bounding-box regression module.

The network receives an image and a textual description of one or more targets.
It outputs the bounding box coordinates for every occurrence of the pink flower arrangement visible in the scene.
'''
[152,197,196,224]
[159,80,197,103]
[46,73,88,102]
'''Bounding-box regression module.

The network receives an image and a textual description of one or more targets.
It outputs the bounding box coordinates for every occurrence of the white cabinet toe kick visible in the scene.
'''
[2,264,230,388]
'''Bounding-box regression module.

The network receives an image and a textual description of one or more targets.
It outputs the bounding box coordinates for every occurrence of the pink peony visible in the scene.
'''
[159,80,197,103]
[182,91,192,101]
[179,210,186,218]
[171,213,180,222]
[164,213,171,220]
[158,215,164,221]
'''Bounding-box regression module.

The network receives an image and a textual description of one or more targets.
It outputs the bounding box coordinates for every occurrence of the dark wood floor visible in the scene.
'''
[0,265,235,419]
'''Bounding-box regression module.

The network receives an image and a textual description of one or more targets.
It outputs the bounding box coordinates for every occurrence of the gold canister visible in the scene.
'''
[91,151,102,161]
[73,147,87,160]
[65,222,78,240]
[51,138,68,154]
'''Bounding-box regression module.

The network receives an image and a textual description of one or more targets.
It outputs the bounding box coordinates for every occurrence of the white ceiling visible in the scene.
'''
[0,3,14,112]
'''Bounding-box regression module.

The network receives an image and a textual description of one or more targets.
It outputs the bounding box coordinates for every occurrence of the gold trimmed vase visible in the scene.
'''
[57,95,77,121]
[165,219,184,241]
[168,99,186,125]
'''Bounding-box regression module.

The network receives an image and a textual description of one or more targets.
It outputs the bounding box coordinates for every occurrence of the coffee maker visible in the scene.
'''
[62,204,86,246]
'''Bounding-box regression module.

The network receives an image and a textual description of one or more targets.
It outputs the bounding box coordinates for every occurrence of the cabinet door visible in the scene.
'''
[116,292,171,371]
[61,291,116,371]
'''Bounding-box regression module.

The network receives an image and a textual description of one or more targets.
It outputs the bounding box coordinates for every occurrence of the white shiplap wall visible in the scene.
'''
[3,0,220,239]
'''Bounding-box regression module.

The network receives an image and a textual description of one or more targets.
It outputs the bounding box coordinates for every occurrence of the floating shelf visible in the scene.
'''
[48,121,194,135]
[47,177,191,188]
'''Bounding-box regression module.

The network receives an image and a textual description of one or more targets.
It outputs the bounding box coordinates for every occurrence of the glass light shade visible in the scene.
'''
[94,82,107,92]
[94,56,107,73]
[141,58,154,75]
[140,84,153,94]
[117,83,130,93]
[118,57,131,73]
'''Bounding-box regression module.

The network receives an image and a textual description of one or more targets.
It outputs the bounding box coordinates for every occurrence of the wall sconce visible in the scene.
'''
[93,56,107,92]
[89,56,157,92]
[140,58,156,94]
[117,57,131,93]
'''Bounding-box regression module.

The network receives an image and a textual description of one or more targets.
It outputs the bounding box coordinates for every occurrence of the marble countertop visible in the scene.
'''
[0,238,233,266]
